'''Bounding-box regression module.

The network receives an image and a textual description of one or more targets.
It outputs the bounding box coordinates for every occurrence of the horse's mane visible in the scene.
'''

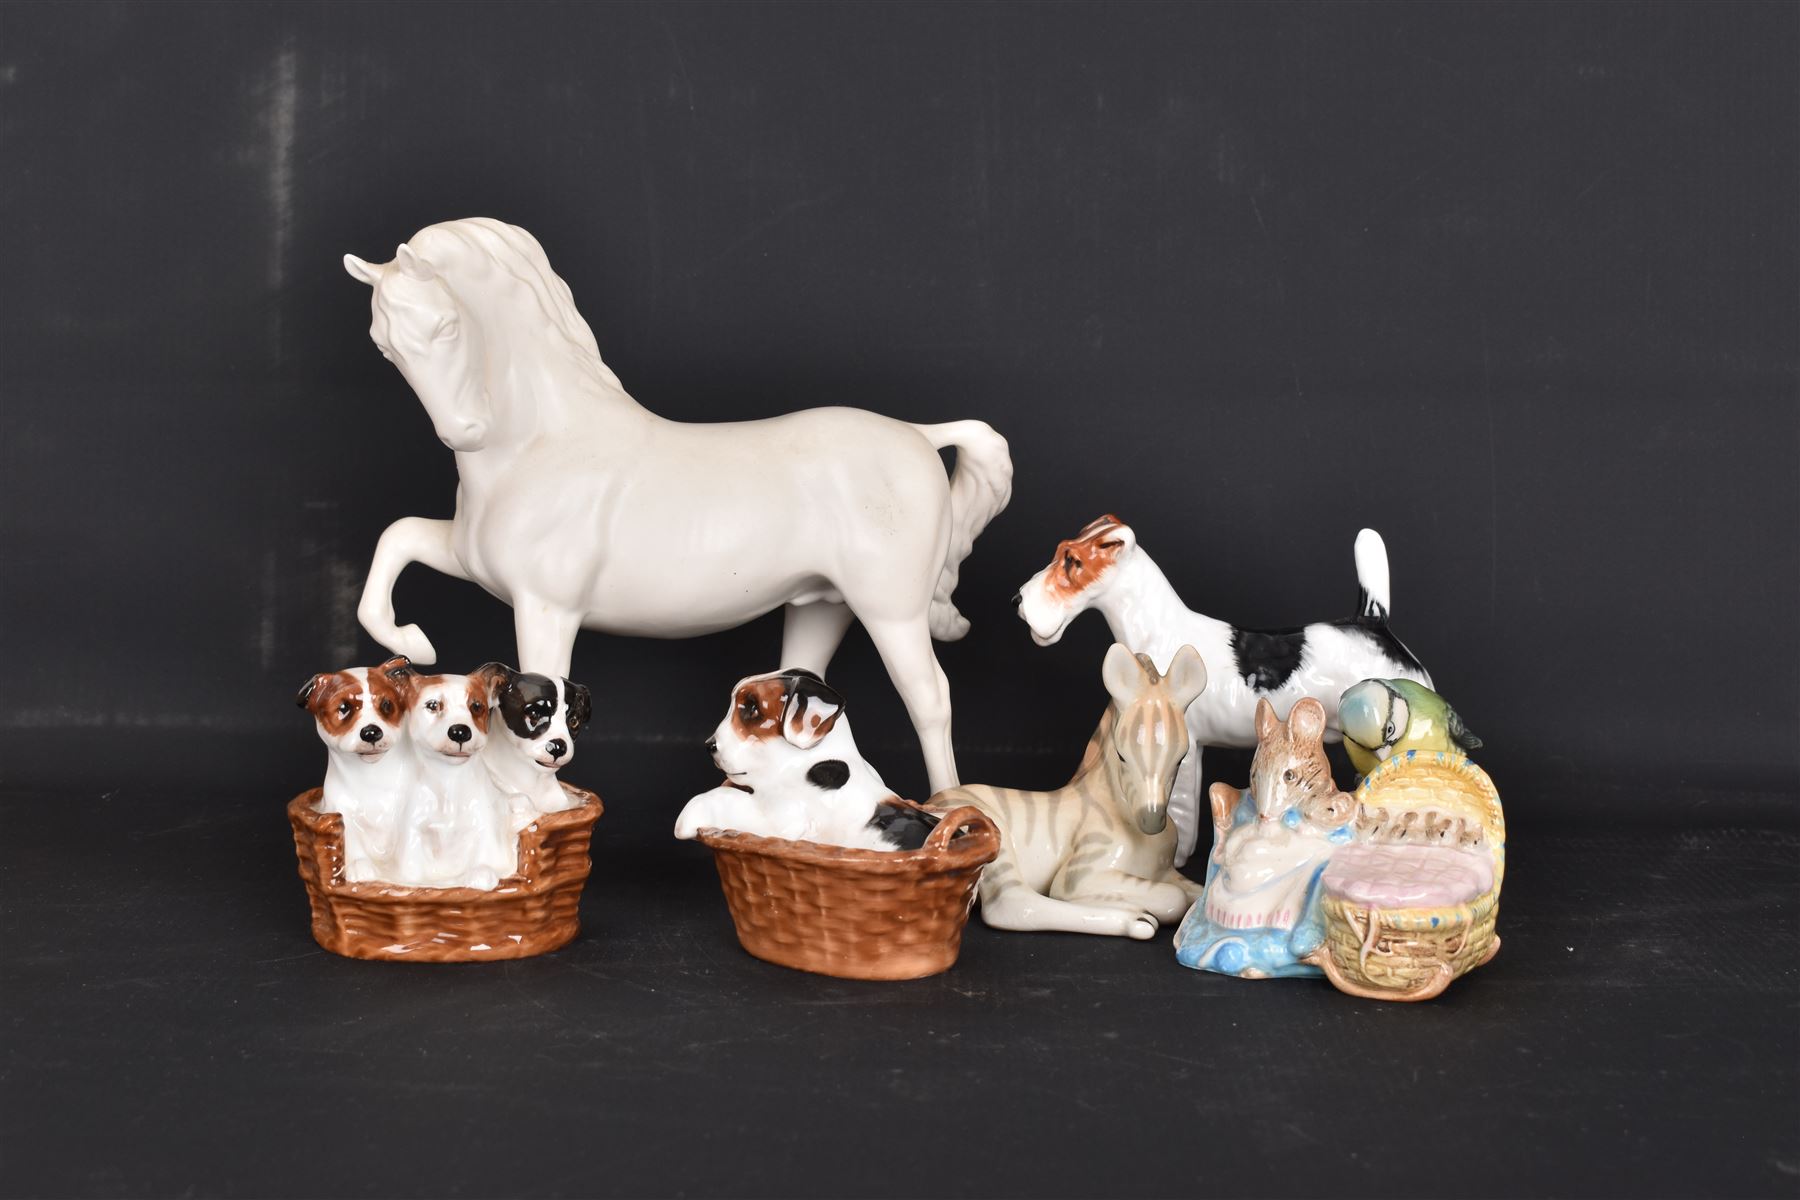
[406,218,624,394]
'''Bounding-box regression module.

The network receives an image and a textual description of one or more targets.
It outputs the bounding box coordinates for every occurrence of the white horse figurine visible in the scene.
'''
[346,219,1013,792]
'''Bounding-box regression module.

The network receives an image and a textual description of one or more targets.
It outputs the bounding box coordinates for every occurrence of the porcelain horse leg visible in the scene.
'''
[357,516,466,665]
[779,600,856,677]
[512,596,583,680]
[862,615,958,793]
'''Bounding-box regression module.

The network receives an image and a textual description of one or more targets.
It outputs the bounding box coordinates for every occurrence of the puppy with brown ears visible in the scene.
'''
[298,656,417,881]
[674,669,936,851]
[393,671,517,889]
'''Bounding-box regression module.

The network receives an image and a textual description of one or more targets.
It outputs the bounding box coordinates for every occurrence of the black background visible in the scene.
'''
[2,3,1796,1198]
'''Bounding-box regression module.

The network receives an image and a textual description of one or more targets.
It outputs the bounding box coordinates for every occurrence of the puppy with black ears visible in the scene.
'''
[394,670,516,889]
[674,669,937,851]
[298,655,416,881]
[474,663,592,818]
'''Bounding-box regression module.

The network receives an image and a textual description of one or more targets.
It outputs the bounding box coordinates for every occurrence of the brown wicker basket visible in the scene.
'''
[697,805,999,980]
[288,783,602,962]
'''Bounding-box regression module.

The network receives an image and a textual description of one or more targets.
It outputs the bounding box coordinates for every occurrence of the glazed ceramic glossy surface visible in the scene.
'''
[929,644,1208,939]
[300,657,591,890]
[1173,698,1350,977]
[697,804,998,980]
[346,219,1012,794]
[1013,517,1431,867]
[288,784,602,962]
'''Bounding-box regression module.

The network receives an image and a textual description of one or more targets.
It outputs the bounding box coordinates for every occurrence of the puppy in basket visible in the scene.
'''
[392,671,518,889]
[298,655,417,882]
[674,669,937,851]
[474,663,592,819]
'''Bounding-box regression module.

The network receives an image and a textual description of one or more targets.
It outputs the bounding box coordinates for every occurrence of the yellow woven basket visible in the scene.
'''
[1308,752,1505,1001]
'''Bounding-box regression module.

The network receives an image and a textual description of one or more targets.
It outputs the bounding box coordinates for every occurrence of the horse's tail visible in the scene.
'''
[912,419,1014,641]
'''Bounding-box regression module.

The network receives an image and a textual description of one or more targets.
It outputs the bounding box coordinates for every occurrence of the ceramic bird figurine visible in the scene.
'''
[1338,679,1481,777]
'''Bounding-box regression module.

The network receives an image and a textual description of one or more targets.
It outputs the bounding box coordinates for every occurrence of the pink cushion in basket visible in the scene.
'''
[1322,843,1495,909]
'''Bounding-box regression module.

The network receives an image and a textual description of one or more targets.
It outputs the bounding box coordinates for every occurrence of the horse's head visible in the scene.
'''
[1099,643,1207,836]
[345,244,492,452]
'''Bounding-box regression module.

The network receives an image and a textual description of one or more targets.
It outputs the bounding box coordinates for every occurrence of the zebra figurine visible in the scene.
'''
[929,643,1208,940]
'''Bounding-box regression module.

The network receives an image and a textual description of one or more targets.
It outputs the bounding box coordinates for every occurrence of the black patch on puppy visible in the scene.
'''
[1229,626,1307,691]
[564,679,592,735]
[867,802,939,851]
[780,671,846,748]
[497,672,561,739]
[806,759,850,790]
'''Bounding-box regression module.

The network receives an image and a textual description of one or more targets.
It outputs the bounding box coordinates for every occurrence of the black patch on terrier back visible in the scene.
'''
[806,759,851,790]
[867,802,939,850]
[1229,626,1307,691]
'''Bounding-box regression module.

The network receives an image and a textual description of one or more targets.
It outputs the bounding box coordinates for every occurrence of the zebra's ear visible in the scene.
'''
[1163,644,1207,709]
[1101,643,1148,707]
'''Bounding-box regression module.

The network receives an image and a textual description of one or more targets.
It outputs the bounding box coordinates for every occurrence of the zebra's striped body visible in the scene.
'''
[930,644,1208,940]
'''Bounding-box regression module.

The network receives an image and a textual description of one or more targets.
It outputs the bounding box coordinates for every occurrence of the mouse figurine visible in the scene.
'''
[1173,696,1354,978]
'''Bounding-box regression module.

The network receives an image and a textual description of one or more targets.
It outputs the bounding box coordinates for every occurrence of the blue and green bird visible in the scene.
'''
[1338,678,1482,777]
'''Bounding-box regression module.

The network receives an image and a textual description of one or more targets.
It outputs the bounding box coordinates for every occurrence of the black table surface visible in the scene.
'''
[5,752,1796,1200]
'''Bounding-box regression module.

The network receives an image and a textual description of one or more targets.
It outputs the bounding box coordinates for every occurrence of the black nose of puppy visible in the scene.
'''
[447,724,472,745]
[704,736,718,754]
[546,738,568,761]
[1010,591,1023,609]
[359,724,383,744]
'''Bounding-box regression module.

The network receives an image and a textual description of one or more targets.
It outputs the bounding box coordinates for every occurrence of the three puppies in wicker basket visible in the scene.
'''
[299,657,591,887]
[673,669,938,851]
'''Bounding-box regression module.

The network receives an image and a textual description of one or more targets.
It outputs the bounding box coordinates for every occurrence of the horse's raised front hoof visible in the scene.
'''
[386,623,438,665]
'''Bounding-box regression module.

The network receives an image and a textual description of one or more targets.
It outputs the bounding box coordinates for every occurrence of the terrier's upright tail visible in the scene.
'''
[1352,527,1431,684]
[912,419,1014,641]
[1353,528,1392,624]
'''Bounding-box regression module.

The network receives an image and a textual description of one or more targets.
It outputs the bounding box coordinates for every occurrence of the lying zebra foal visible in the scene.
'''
[929,643,1208,939]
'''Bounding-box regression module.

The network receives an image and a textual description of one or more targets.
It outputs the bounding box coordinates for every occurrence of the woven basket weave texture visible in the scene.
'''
[288,784,602,962]
[1313,753,1505,1001]
[698,805,998,981]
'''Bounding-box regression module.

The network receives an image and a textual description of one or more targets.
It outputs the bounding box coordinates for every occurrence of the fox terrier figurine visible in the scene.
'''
[1014,516,1432,867]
